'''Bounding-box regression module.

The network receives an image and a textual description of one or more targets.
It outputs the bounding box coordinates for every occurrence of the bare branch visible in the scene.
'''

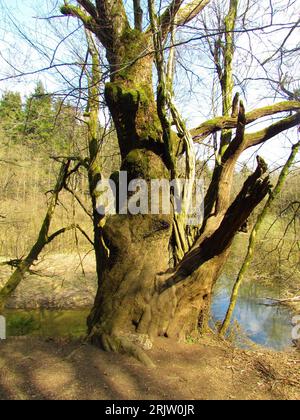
[64,184,93,219]
[77,0,98,20]
[162,157,271,290]
[262,17,300,65]
[61,1,130,52]
[133,0,143,31]
[154,0,210,39]
[47,224,94,247]
[230,100,246,151]
[191,101,300,141]
[158,0,184,39]
[215,100,247,214]
[47,224,77,244]
[175,0,210,27]
[60,3,98,33]
[245,112,300,149]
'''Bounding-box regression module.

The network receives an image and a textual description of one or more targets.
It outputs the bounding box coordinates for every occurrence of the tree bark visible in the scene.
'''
[88,178,270,348]
[88,150,271,349]
[84,3,271,356]
[85,15,213,347]
[60,1,300,363]
[87,30,174,347]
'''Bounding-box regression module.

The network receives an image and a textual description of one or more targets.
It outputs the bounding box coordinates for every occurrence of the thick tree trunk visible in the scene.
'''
[88,151,270,353]
[87,39,222,350]
[85,26,271,363]
[87,213,227,344]
[56,0,300,366]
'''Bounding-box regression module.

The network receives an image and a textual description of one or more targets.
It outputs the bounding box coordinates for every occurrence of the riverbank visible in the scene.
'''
[0,254,97,309]
[1,252,299,352]
[1,252,299,400]
[0,336,299,400]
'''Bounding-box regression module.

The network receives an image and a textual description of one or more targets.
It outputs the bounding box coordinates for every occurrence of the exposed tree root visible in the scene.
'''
[92,332,156,368]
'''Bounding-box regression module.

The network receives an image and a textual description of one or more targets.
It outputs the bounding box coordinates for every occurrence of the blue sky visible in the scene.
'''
[0,0,84,96]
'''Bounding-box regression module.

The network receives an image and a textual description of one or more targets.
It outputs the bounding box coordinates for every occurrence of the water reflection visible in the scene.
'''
[3,280,296,351]
[211,276,294,350]
[4,309,90,338]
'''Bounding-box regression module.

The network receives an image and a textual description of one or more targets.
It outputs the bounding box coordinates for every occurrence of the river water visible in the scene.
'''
[211,276,296,350]
[3,277,297,351]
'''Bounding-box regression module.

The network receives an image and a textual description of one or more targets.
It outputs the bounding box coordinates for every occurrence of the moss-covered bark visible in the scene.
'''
[60,2,299,366]
[85,15,207,352]
[87,212,228,344]
[105,80,164,159]
[86,5,266,358]
[87,25,179,356]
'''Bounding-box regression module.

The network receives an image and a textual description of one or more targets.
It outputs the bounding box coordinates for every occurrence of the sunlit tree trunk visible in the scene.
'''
[60,0,300,363]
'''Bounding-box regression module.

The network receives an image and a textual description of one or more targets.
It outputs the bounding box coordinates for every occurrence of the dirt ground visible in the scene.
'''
[0,336,299,400]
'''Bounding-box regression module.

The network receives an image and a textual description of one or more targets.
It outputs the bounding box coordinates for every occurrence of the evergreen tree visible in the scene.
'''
[52,99,81,154]
[24,81,54,147]
[0,91,24,142]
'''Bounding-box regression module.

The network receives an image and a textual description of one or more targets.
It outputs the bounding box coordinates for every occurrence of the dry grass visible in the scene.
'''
[0,145,93,258]
[0,253,97,309]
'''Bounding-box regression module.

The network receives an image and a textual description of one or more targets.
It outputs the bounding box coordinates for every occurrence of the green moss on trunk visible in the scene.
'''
[105,81,164,159]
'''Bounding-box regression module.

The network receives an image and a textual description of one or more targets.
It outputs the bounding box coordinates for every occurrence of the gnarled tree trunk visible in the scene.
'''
[60,1,300,363]
[84,22,219,347]
[87,48,271,348]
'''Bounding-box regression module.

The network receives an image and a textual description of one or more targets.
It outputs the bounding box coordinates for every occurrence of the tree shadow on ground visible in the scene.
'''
[0,337,299,400]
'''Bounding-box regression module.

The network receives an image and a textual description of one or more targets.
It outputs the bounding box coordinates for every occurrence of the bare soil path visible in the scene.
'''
[0,336,299,400]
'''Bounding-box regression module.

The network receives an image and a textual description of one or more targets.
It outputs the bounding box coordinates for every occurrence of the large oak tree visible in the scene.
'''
[60,0,300,364]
